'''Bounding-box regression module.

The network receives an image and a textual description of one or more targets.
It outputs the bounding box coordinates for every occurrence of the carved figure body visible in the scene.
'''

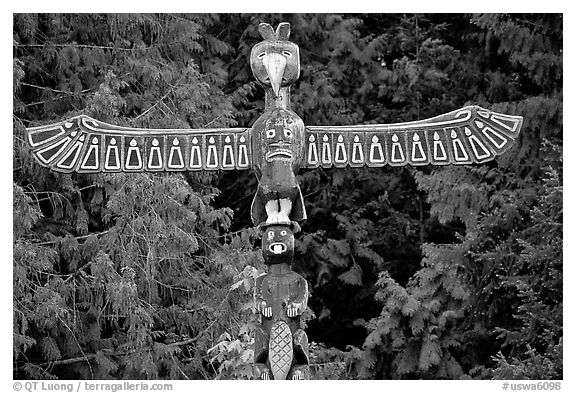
[253,225,310,380]
[250,107,306,226]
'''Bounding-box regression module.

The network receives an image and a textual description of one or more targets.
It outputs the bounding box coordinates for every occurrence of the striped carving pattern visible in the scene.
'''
[304,105,523,168]
[268,321,293,380]
[26,115,251,173]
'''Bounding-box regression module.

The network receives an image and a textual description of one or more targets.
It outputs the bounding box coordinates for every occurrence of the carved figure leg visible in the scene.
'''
[288,365,311,380]
[265,200,279,224]
[254,325,271,380]
[254,363,272,380]
[278,198,292,223]
[292,328,310,366]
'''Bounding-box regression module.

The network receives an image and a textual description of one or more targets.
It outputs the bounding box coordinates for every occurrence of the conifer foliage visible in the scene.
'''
[13,14,561,379]
[14,14,259,380]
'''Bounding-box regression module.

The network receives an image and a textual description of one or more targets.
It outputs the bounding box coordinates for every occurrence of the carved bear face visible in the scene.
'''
[261,224,294,265]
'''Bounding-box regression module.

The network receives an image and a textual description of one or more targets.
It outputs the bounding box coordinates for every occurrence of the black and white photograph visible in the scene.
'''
[12,11,563,386]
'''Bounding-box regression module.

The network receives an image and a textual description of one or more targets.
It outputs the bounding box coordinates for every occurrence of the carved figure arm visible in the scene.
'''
[254,275,273,318]
[286,275,308,318]
[303,105,523,168]
[26,115,251,173]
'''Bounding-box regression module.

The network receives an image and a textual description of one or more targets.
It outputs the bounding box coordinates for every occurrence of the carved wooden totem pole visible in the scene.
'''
[24,22,523,380]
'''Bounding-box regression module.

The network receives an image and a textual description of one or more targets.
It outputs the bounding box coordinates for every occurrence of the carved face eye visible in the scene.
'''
[282,50,292,57]
[284,129,292,139]
[266,129,275,139]
[280,230,287,236]
[267,231,274,241]
[257,52,266,59]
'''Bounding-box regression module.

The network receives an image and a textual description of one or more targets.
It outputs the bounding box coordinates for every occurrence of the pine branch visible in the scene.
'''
[134,75,186,120]
[15,43,140,52]
[31,330,215,369]
[36,353,98,367]
[57,316,94,378]
[24,96,69,107]
[62,259,97,284]
[20,82,92,95]
[26,290,231,370]
[310,361,346,368]
[35,229,112,246]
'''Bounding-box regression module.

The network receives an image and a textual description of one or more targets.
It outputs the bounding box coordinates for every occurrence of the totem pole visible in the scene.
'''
[24,22,523,380]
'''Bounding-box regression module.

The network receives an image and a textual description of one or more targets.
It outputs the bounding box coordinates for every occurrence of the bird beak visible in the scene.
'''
[263,53,286,97]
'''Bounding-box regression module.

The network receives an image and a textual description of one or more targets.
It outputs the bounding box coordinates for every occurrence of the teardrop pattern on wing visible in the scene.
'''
[304,105,522,168]
[25,116,251,173]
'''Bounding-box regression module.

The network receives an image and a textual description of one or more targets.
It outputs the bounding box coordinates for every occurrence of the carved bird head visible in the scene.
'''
[250,22,300,97]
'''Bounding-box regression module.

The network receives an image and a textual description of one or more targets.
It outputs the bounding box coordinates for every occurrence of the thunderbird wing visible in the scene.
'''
[303,105,523,168]
[25,115,251,173]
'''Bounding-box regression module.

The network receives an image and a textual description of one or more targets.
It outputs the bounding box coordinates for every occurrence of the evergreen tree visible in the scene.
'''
[13,13,259,379]
[358,13,562,379]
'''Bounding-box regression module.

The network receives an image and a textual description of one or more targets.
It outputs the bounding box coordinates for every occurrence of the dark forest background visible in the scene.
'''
[13,13,562,379]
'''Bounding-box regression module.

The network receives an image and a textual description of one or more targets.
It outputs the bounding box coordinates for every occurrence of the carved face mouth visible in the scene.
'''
[265,148,293,162]
[269,242,287,254]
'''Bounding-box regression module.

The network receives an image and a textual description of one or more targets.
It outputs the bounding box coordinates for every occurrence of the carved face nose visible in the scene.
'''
[263,53,286,97]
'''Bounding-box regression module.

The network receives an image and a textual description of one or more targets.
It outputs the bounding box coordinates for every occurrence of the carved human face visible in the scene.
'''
[262,224,294,265]
[250,40,300,96]
[260,108,304,165]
